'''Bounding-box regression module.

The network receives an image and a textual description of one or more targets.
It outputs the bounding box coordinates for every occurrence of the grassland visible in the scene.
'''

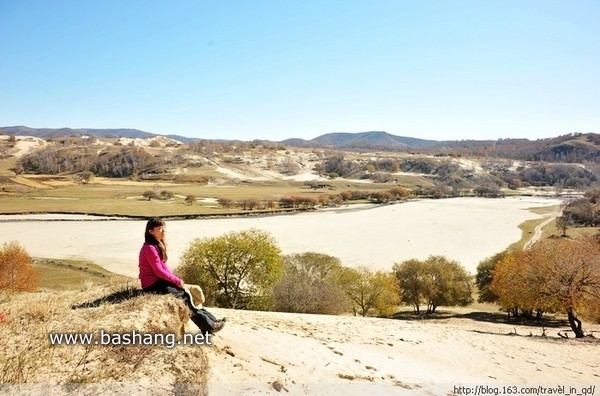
[0,172,408,217]
[32,258,117,290]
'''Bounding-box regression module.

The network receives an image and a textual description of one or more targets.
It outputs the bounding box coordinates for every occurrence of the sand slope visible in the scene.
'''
[205,307,600,395]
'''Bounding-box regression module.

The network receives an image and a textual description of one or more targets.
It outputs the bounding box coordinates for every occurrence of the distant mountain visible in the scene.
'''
[3,127,438,149]
[3,125,598,163]
[282,131,439,149]
[0,126,197,144]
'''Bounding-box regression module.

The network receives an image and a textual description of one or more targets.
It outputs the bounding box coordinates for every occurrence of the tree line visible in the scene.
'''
[16,145,161,178]
[176,227,600,338]
[175,229,474,318]
[3,225,599,338]
[316,152,599,191]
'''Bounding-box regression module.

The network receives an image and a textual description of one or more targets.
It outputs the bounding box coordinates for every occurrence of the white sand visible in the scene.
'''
[202,306,600,395]
[0,196,561,277]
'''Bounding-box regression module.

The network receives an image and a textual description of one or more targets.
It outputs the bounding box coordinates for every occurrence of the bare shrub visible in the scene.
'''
[160,190,174,199]
[273,253,348,315]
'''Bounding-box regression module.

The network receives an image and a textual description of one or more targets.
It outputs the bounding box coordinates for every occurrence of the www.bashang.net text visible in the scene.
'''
[48,329,213,348]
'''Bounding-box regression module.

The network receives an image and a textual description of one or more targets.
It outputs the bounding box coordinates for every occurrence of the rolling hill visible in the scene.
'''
[2,125,600,162]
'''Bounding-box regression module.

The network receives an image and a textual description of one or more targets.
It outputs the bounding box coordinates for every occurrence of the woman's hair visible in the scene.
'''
[144,217,168,261]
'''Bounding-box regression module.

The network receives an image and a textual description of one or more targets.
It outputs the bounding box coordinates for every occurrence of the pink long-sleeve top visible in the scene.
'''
[138,243,182,289]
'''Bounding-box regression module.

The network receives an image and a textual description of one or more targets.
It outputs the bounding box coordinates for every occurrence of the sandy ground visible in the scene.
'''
[0,196,561,277]
[202,306,600,395]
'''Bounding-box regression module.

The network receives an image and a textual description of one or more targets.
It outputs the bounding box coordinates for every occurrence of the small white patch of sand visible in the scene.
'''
[0,135,47,157]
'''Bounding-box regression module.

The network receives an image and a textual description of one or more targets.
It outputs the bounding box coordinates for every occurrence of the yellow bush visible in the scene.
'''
[0,241,39,292]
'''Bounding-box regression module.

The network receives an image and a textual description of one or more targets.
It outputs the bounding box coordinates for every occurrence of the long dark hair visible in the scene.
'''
[144,217,168,261]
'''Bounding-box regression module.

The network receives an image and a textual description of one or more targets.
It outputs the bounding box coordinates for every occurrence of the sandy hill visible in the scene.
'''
[1,277,599,395]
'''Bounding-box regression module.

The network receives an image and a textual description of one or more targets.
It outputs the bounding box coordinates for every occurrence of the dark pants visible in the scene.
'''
[143,279,218,333]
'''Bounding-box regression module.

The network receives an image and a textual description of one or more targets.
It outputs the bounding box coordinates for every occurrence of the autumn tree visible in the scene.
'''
[238,198,260,210]
[272,253,348,315]
[489,251,545,320]
[142,190,158,201]
[217,197,234,209]
[475,251,509,304]
[491,236,600,338]
[507,178,522,190]
[394,256,473,314]
[371,191,392,204]
[184,194,196,205]
[389,186,409,201]
[177,229,282,310]
[0,241,39,292]
[336,266,399,317]
[420,256,473,313]
[393,259,426,314]
[160,190,174,200]
[339,190,353,201]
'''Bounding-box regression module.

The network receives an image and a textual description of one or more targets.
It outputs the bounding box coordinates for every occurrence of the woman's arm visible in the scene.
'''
[140,244,183,287]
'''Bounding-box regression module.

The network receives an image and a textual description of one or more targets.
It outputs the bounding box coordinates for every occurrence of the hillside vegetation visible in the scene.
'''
[1,131,598,217]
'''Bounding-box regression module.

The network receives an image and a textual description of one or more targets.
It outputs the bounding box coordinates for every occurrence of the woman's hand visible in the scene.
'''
[179,280,185,288]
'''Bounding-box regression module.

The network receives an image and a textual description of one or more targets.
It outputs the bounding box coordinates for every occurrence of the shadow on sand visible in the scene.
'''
[390,309,569,329]
[455,311,569,328]
[71,288,146,309]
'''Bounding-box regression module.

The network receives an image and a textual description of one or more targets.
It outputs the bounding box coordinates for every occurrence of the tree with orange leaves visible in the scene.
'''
[491,236,600,338]
[490,249,548,320]
[0,241,39,292]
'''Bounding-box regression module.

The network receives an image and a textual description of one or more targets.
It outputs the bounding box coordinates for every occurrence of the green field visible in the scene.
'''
[32,257,123,290]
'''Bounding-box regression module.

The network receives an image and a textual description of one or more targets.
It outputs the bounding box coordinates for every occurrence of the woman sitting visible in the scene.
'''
[138,217,225,334]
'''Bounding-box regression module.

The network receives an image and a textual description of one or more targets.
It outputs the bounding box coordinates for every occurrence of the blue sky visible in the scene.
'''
[1,1,598,142]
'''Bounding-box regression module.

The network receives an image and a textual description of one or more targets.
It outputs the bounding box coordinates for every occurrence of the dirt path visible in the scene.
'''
[524,209,561,250]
